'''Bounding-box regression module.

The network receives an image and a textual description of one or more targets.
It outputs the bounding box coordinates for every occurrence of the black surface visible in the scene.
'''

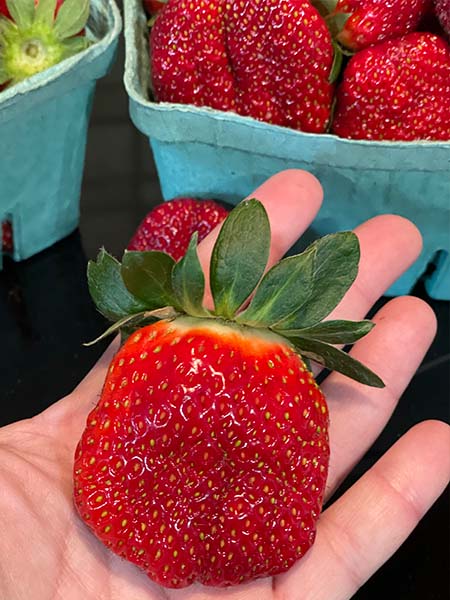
[1,33,449,600]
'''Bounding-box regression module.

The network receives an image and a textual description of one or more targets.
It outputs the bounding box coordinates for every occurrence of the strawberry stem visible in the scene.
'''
[0,0,90,86]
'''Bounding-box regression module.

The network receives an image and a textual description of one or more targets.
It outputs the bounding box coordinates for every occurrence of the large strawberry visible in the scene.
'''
[150,0,340,133]
[0,0,90,89]
[331,0,431,50]
[128,198,229,260]
[332,32,450,141]
[74,199,383,588]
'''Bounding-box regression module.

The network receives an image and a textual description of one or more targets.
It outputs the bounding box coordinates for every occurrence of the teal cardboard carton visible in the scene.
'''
[0,0,122,268]
[124,0,450,300]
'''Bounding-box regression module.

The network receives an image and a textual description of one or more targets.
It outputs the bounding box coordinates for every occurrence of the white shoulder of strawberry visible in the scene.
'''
[88,199,384,388]
[0,0,90,87]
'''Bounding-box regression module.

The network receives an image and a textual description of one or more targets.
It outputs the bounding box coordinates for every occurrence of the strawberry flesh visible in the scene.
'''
[127,198,229,261]
[73,318,329,588]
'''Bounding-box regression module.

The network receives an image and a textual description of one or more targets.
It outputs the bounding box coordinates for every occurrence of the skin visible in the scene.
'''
[0,169,449,600]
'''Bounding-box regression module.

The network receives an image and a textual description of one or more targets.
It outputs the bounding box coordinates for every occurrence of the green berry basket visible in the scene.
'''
[0,0,122,268]
[123,0,450,300]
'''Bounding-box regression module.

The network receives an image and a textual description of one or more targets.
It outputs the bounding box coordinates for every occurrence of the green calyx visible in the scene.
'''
[88,199,384,388]
[0,0,90,86]
[309,0,354,84]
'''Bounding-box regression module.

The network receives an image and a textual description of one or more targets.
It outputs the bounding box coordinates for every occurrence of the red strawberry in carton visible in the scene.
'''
[332,32,450,141]
[150,0,341,133]
[332,0,431,50]
[74,199,383,588]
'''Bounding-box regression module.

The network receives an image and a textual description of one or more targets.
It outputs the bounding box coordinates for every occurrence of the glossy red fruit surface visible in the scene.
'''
[332,32,450,140]
[127,198,228,261]
[335,0,431,50]
[73,318,330,588]
[150,0,335,132]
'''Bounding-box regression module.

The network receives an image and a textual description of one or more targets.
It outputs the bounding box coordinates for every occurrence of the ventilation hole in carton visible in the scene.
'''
[2,219,13,255]
[424,249,448,280]
[412,249,448,297]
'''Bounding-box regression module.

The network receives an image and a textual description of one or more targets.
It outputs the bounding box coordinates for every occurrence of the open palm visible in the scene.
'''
[1,171,449,600]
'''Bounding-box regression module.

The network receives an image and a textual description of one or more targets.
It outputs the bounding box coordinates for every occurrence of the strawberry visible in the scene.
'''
[128,198,229,261]
[74,199,383,588]
[332,0,431,50]
[0,0,90,90]
[332,32,450,141]
[434,0,450,37]
[2,221,13,253]
[150,0,340,133]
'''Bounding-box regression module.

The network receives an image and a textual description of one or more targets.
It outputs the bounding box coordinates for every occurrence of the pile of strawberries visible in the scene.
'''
[147,0,450,141]
[0,0,90,93]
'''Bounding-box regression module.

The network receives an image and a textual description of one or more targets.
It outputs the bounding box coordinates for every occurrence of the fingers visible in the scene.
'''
[323,295,437,495]
[329,214,423,321]
[197,169,323,307]
[275,420,450,600]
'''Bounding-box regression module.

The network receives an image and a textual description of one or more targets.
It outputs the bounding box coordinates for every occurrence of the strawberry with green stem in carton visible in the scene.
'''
[0,0,90,90]
[74,192,386,587]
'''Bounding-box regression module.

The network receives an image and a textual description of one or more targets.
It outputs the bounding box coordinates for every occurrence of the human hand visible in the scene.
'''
[0,170,449,600]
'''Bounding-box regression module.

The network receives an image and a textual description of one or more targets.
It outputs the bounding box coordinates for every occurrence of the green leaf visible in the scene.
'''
[238,232,359,329]
[329,40,343,84]
[87,249,148,322]
[237,252,315,327]
[310,0,339,17]
[172,232,209,317]
[6,0,34,29]
[279,320,374,345]
[121,251,180,311]
[53,0,89,39]
[275,232,360,330]
[84,307,178,346]
[0,68,10,85]
[290,335,384,388]
[210,199,270,319]
[61,36,90,57]
[325,11,352,37]
[84,312,149,346]
[34,0,57,27]
[0,14,14,35]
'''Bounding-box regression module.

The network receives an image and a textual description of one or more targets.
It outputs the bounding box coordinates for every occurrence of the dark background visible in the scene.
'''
[1,32,449,599]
